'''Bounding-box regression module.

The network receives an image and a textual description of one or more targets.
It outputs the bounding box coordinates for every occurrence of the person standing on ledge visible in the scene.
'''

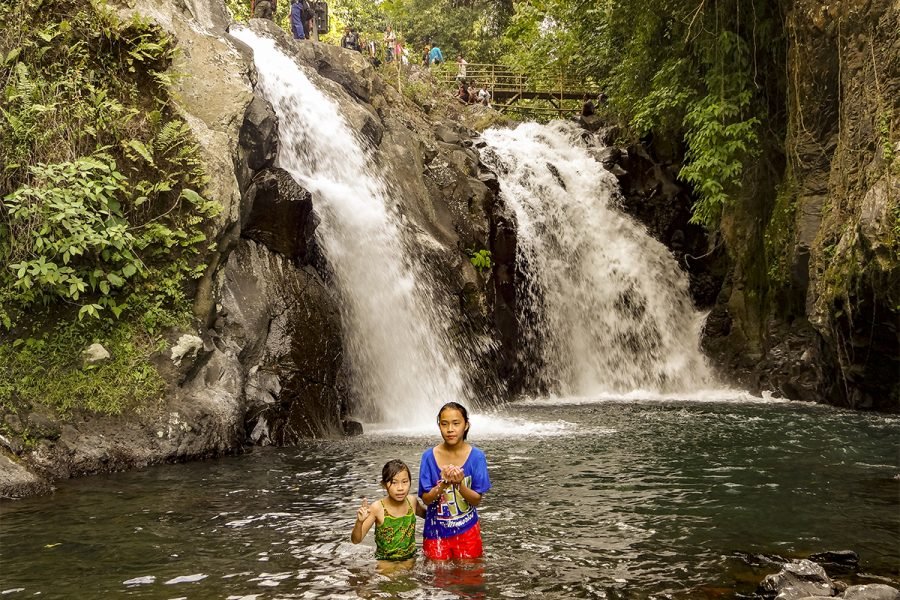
[384,25,397,62]
[289,0,305,40]
[428,44,444,66]
[456,54,468,81]
[418,402,491,560]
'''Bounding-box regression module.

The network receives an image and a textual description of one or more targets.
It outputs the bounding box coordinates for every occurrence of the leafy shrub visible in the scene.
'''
[0,0,218,329]
[0,0,219,417]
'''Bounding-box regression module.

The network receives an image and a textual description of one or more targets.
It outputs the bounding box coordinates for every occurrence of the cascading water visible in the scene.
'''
[230,28,470,427]
[481,121,714,395]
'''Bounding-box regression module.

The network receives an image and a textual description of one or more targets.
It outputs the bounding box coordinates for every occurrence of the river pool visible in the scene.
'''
[1,396,898,599]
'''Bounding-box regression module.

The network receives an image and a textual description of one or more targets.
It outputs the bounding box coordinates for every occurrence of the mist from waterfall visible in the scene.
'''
[481,121,715,395]
[231,28,470,427]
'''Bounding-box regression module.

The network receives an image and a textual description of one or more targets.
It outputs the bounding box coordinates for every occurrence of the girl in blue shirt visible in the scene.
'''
[418,402,491,559]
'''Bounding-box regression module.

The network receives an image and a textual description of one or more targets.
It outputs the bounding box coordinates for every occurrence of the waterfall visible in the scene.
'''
[481,121,714,395]
[230,28,470,427]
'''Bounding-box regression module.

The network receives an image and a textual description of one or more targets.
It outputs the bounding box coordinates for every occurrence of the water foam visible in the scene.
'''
[481,121,716,396]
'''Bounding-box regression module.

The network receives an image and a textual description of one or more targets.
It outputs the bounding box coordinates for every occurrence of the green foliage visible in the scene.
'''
[499,0,782,232]
[5,155,136,309]
[679,29,760,228]
[224,0,252,21]
[680,95,760,228]
[224,0,291,29]
[467,248,492,273]
[764,173,799,287]
[398,76,434,107]
[877,109,896,171]
[0,0,218,329]
[0,319,167,418]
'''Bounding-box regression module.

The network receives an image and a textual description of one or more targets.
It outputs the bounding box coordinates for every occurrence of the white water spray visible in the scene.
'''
[481,121,715,395]
[231,28,470,427]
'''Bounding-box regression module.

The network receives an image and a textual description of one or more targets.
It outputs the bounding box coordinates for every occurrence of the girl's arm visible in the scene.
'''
[350,499,379,544]
[418,451,443,506]
[410,494,426,518]
[420,478,451,506]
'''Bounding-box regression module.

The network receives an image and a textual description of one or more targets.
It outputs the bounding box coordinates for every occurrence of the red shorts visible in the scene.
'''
[423,522,483,560]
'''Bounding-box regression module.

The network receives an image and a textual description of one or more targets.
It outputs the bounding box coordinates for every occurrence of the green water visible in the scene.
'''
[1,398,898,599]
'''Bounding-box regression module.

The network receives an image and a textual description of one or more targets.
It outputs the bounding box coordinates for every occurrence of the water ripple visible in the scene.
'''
[0,401,897,598]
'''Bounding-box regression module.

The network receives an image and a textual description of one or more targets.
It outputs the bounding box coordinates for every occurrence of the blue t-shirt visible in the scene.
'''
[428,46,444,64]
[418,446,491,540]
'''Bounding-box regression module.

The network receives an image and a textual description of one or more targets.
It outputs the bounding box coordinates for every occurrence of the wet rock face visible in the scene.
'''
[239,95,278,176]
[688,0,900,411]
[220,240,343,443]
[242,168,316,263]
[782,0,900,412]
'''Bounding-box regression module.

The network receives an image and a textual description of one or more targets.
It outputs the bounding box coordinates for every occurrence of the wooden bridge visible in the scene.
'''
[438,62,602,116]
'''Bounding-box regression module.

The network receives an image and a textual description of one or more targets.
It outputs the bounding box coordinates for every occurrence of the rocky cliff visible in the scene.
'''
[702,0,898,411]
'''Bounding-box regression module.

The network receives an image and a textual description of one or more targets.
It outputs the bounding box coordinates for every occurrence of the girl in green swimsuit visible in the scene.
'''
[351,459,425,561]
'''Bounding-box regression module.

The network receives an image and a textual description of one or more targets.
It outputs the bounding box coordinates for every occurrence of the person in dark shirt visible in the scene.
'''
[581,94,595,117]
[456,82,470,104]
[341,26,360,51]
[251,0,276,19]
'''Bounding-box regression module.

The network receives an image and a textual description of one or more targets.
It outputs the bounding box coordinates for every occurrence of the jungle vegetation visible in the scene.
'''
[228,0,787,231]
[0,0,218,418]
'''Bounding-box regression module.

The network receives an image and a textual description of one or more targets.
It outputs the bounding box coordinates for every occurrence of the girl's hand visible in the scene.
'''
[357,498,370,521]
[445,465,464,484]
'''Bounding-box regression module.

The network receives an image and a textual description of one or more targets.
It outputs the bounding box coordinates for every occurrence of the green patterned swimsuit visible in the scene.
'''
[374,497,416,560]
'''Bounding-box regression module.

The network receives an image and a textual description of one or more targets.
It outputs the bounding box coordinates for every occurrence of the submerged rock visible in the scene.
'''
[757,560,835,600]
[808,550,860,572]
[342,420,364,436]
[843,584,900,600]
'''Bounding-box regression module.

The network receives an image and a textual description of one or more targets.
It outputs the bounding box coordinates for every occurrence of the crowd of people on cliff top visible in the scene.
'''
[249,2,497,108]
[453,55,490,107]
[338,25,451,72]
[336,22,493,110]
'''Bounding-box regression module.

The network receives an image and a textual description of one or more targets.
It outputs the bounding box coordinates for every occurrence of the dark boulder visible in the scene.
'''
[220,240,343,443]
[242,167,317,264]
[239,94,278,174]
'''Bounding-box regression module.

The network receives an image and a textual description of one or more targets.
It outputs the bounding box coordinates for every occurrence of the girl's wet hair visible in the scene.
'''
[437,402,470,440]
[381,459,411,485]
